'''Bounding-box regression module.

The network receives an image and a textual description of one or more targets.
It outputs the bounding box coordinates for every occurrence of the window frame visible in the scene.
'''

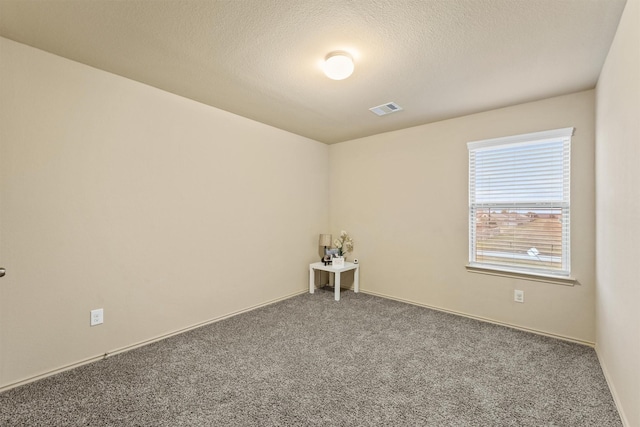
[467,127,575,282]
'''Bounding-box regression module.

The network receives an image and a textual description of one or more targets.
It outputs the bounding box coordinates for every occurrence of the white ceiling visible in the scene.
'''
[0,0,627,144]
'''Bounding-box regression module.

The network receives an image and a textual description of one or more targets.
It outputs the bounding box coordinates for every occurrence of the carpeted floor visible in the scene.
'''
[0,289,622,426]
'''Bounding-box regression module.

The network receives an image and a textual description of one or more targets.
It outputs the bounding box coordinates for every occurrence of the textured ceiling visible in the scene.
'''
[0,0,627,144]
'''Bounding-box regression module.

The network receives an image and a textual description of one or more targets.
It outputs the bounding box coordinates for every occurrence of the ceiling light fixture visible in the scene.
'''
[323,51,354,80]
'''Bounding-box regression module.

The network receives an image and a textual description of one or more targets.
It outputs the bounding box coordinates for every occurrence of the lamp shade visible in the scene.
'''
[319,234,332,247]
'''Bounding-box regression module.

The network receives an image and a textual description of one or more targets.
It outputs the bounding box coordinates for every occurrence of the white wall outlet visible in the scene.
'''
[90,308,104,326]
[514,290,524,303]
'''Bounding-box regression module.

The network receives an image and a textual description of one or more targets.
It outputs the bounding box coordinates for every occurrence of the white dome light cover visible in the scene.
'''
[323,51,354,80]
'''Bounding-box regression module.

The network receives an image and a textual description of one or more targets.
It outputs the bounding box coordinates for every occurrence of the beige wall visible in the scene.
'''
[329,90,596,343]
[0,37,329,389]
[595,0,640,425]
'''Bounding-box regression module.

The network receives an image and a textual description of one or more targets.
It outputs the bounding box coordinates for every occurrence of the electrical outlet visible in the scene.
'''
[514,290,524,303]
[90,308,104,326]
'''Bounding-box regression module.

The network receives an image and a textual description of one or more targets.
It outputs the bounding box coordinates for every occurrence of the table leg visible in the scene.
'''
[335,272,341,301]
[354,266,359,293]
[309,266,315,294]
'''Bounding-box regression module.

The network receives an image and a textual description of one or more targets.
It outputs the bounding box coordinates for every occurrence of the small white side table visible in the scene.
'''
[309,261,359,301]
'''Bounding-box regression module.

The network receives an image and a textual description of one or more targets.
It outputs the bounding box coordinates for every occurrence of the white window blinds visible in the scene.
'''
[468,128,573,276]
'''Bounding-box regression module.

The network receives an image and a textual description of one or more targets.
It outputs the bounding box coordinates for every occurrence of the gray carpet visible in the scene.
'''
[0,289,622,426]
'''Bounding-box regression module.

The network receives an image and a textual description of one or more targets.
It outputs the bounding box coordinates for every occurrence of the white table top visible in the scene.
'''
[310,261,358,273]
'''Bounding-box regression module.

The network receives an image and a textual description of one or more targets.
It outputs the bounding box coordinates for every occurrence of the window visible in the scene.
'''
[467,128,573,277]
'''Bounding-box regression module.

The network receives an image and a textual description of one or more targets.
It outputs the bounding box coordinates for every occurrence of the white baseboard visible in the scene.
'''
[0,289,307,393]
[595,346,631,427]
[360,289,595,347]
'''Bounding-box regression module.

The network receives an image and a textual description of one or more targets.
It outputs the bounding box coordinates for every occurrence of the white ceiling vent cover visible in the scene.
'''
[369,102,403,116]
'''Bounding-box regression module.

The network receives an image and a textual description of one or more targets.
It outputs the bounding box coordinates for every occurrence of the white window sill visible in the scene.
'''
[465,265,577,286]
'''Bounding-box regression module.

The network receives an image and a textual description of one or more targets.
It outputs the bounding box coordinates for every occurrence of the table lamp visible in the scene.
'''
[319,234,332,264]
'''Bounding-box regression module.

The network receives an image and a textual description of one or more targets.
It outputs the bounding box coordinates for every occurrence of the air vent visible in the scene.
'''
[369,102,403,116]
